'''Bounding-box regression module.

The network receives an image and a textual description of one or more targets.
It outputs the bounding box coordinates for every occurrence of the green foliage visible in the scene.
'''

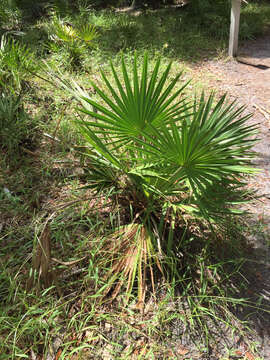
[0,0,21,28]
[0,1,269,357]
[51,19,98,44]
[0,92,38,153]
[240,2,270,40]
[188,0,230,15]
[0,196,267,358]
[57,53,258,299]
[48,17,98,69]
[71,53,257,221]
[0,34,36,91]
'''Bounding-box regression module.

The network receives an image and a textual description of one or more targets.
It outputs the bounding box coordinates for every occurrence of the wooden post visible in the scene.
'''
[229,0,241,57]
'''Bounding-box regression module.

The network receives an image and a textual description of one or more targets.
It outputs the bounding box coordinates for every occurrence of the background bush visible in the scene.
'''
[0,92,38,154]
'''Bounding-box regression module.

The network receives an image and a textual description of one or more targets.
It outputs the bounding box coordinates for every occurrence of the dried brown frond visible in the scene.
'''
[97,223,164,307]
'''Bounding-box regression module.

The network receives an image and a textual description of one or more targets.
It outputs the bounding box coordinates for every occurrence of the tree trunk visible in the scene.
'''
[131,0,143,9]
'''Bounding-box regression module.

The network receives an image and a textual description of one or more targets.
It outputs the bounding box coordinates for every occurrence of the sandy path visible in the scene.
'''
[191,32,270,358]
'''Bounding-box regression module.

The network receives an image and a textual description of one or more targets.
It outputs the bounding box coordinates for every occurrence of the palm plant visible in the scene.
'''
[77,24,99,44]
[48,18,98,69]
[51,20,98,45]
[55,53,258,304]
[0,35,35,91]
[0,92,38,153]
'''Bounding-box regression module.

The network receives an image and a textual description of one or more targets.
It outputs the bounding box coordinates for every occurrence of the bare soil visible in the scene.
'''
[189,32,270,359]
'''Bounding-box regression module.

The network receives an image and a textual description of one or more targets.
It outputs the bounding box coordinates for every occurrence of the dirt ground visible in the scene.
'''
[191,32,270,359]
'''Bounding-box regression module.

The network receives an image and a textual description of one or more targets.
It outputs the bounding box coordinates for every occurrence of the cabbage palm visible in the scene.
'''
[60,53,258,303]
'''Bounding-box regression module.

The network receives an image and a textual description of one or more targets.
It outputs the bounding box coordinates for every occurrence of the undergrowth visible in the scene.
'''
[1,196,269,359]
[1,0,270,359]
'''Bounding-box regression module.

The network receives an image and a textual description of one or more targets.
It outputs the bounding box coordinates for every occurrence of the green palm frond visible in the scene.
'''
[66,54,258,215]
[55,52,259,213]
[79,53,190,142]
[0,35,35,90]
[77,24,98,43]
[51,20,98,46]
[51,53,259,303]
[132,93,258,216]
[52,21,76,42]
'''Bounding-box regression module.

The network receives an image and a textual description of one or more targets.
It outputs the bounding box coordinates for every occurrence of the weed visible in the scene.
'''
[0,92,39,154]
[0,33,37,91]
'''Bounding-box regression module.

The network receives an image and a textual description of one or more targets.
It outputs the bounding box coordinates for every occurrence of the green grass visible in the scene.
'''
[1,196,268,359]
[1,0,270,359]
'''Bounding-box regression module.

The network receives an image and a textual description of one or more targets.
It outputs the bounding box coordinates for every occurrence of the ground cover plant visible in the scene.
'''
[56,52,258,301]
[0,33,37,91]
[1,0,270,359]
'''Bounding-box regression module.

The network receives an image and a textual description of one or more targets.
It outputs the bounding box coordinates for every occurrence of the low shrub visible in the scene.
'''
[0,92,38,154]
[56,53,258,303]
[0,34,36,91]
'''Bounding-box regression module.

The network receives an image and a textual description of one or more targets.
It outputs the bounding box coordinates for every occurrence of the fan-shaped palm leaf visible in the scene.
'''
[77,24,98,43]
[52,21,76,42]
[130,92,258,217]
[50,53,259,304]
[78,53,190,143]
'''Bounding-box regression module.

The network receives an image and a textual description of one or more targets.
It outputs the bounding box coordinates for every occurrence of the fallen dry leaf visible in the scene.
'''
[176,345,189,356]
[234,350,243,356]
[245,351,255,360]
[55,349,62,360]
[167,350,175,358]
[102,344,113,360]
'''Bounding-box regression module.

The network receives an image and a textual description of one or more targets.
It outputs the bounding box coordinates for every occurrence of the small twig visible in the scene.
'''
[21,147,39,157]
[43,132,61,142]
[253,103,270,120]
[61,267,88,280]
[51,256,87,266]
[261,105,270,115]
[53,160,80,164]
